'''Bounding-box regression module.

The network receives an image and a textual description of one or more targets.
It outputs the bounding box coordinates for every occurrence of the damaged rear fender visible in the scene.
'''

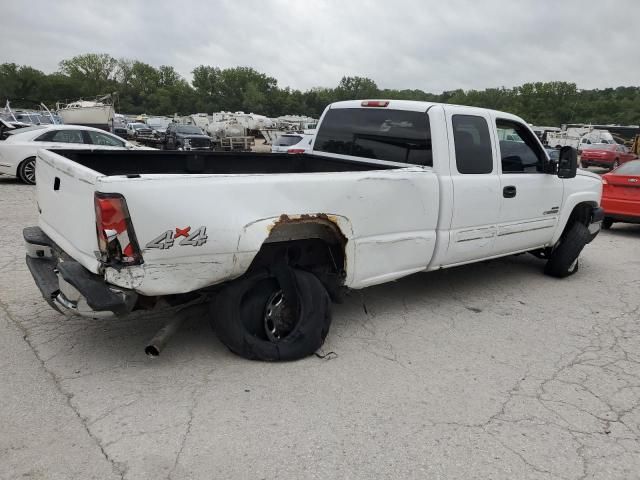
[237,213,355,285]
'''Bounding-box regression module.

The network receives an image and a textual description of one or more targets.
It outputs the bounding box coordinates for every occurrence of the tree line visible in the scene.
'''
[1,53,639,127]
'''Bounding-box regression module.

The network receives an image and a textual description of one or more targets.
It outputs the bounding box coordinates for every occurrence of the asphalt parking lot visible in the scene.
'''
[1,175,639,480]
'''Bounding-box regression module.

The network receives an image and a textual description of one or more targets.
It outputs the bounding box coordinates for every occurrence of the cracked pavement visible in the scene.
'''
[1,176,639,479]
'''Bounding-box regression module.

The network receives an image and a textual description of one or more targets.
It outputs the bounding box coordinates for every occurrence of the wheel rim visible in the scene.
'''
[263,289,296,342]
[23,159,36,183]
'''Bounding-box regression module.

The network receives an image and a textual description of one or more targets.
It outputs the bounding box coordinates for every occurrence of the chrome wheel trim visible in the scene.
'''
[263,290,295,342]
[23,159,36,184]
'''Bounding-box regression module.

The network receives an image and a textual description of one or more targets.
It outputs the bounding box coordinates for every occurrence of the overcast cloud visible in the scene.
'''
[3,0,639,92]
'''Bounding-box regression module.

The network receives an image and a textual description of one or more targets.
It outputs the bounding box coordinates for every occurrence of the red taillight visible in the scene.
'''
[94,193,142,265]
[287,148,306,154]
[361,100,389,107]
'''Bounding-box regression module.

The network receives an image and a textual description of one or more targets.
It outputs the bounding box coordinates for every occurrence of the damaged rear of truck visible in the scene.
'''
[26,148,438,360]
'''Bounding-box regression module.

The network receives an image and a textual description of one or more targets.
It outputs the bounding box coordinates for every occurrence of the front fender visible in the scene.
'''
[551,191,601,244]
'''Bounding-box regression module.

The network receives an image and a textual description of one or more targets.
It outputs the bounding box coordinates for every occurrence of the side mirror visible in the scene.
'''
[558,146,577,179]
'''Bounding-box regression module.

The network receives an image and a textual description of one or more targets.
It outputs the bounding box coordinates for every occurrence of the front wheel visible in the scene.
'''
[602,217,614,230]
[544,222,591,278]
[612,159,620,170]
[211,268,332,361]
[17,157,36,185]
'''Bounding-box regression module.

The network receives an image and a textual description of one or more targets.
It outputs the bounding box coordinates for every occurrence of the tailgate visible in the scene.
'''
[36,149,103,273]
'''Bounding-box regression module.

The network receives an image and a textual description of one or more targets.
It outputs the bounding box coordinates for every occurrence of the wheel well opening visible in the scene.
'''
[248,217,347,292]
[565,202,596,230]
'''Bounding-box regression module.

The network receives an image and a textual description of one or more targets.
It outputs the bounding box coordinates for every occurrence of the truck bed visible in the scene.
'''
[50,149,396,176]
[35,148,438,296]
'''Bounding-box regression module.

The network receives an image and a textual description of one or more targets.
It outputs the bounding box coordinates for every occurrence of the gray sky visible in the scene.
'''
[3,0,639,92]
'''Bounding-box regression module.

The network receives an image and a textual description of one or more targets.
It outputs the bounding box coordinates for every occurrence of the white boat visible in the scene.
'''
[56,98,114,130]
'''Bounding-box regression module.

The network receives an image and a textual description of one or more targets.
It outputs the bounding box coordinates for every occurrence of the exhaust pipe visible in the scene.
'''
[145,317,184,357]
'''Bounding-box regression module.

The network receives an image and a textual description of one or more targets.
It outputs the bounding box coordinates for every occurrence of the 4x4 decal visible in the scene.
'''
[146,226,208,249]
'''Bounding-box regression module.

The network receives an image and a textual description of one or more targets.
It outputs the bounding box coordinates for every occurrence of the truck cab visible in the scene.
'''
[310,100,601,268]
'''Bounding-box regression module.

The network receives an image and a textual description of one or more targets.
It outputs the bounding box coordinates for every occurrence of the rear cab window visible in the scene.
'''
[314,108,432,166]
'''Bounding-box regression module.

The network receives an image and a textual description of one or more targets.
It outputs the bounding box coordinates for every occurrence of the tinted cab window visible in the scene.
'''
[314,108,432,166]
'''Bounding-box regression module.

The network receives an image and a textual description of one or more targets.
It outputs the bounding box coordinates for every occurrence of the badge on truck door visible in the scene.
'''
[146,226,208,249]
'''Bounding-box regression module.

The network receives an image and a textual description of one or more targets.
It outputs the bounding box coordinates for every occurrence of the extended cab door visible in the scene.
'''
[442,107,501,265]
[492,116,563,254]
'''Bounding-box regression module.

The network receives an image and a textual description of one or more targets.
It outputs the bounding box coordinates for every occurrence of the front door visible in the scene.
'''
[492,116,564,254]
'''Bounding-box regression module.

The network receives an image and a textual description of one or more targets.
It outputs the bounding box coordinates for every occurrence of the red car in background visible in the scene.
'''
[601,160,640,229]
[581,144,638,170]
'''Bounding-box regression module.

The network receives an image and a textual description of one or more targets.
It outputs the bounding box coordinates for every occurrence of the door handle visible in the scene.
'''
[503,185,517,198]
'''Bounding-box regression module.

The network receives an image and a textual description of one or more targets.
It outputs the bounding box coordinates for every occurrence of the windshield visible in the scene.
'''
[614,160,640,175]
[177,125,203,134]
[275,135,303,147]
[132,124,147,130]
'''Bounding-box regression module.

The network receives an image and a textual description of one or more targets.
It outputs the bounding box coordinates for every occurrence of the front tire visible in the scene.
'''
[544,222,591,278]
[602,217,614,230]
[211,268,332,361]
[17,157,36,185]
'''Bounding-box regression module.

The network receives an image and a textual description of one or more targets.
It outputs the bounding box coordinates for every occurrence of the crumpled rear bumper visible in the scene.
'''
[24,226,137,318]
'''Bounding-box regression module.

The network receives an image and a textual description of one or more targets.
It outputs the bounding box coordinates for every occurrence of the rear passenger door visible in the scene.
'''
[493,117,563,254]
[444,108,501,265]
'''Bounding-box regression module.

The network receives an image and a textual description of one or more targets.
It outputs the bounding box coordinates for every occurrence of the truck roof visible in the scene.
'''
[328,99,524,122]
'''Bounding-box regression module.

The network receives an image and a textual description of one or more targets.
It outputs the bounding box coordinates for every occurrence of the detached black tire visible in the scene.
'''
[211,268,332,361]
[17,157,36,185]
[544,222,591,278]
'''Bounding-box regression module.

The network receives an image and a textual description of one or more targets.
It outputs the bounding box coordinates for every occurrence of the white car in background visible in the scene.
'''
[0,125,141,184]
[271,133,314,153]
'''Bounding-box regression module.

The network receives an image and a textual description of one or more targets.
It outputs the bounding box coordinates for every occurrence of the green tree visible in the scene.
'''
[335,76,378,100]
[58,53,118,95]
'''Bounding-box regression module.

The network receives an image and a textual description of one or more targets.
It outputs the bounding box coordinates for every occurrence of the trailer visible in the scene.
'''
[218,136,255,152]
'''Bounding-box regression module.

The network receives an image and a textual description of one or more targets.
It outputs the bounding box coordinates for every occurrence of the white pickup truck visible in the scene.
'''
[24,100,604,361]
